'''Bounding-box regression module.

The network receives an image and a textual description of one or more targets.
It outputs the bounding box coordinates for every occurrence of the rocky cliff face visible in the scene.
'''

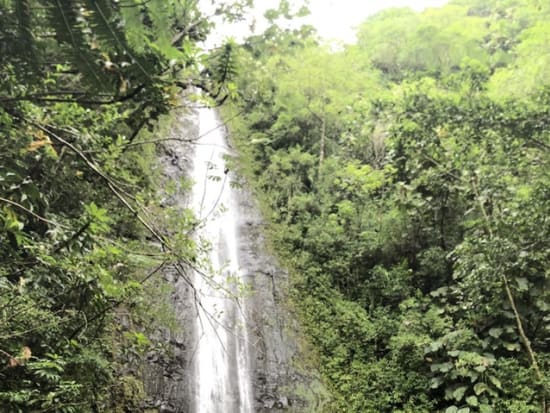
[141,109,325,413]
[141,110,197,413]
[234,188,325,413]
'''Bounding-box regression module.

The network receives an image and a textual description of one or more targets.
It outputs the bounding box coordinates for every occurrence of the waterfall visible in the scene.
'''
[190,108,254,413]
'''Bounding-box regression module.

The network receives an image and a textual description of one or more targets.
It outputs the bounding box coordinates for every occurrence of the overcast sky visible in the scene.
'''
[204,0,449,47]
[304,0,449,43]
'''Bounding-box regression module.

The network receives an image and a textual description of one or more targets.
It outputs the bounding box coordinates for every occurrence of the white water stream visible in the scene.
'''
[190,108,254,413]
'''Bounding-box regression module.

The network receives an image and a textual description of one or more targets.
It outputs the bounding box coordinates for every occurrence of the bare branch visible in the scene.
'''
[0,196,63,227]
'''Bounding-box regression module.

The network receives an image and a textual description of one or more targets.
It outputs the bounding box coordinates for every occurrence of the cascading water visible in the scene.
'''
[190,108,254,413]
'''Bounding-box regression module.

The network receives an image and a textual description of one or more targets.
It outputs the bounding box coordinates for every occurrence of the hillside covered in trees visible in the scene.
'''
[224,0,550,411]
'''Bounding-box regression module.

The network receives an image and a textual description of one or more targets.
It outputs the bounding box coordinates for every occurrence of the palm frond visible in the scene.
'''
[118,0,149,53]
[15,0,35,59]
[42,0,113,92]
[211,40,239,87]
[82,0,157,85]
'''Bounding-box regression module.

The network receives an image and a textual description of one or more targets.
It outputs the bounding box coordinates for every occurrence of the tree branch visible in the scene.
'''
[0,85,146,105]
[471,175,546,412]
[68,259,168,340]
[0,196,62,227]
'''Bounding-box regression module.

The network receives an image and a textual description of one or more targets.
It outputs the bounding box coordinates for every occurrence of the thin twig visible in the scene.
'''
[68,260,168,340]
[0,196,63,227]
[471,175,546,412]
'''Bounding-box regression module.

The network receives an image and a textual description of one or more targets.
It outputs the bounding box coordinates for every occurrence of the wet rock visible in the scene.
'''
[263,398,275,409]
[139,109,198,413]
[140,108,325,412]
[277,396,289,408]
[159,402,176,413]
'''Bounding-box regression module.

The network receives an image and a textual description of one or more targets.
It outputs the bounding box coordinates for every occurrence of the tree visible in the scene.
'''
[224,0,550,411]
[0,0,252,411]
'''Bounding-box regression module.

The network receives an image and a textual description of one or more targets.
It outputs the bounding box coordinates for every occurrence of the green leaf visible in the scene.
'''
[516,277,529,291]
[453,386,468,401]
[134,332,150,347]
[474,364,487,373]
[466,370,480,383]
[466,395,479,406]
[488,328,502,338]
[474,382,488,395]
[488,375,502,390]
[479,404,495,413]
[503,342,520,351]
[426,340,443,353]
[431,361,454,373]
[445,407,458,413]
[430,377,444,389]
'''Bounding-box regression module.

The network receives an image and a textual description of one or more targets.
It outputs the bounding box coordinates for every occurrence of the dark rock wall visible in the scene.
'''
[142,109,325,413]
[234,188,316,413]
[141,110,197,413]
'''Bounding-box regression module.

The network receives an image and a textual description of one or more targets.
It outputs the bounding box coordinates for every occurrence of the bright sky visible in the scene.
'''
[304,0,449,43]
[204,0,449,47]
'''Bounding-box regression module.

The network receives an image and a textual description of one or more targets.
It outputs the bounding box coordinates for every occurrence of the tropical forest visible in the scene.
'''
[0,0,548,412]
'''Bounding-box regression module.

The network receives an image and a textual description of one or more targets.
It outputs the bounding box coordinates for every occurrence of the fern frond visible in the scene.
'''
[82,0,155,83]
[42,0,113,92]
[212,40,240,85]
[146,0,181,59]
[15,0,34,59]
[82,0,128,51]
[118,0,149,53]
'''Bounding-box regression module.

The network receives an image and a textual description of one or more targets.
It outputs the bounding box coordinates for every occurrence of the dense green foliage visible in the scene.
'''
[2,0,549,411]
[225,0,550,411]
[0,0,248,411]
